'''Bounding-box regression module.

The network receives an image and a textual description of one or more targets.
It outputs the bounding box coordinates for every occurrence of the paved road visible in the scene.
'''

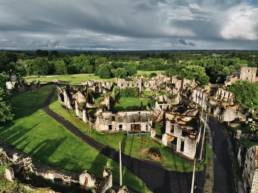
[43,90,205,193]
[208,118,235,193]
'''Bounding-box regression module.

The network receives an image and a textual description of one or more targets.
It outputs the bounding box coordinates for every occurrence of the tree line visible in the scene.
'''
[0,50,258,124]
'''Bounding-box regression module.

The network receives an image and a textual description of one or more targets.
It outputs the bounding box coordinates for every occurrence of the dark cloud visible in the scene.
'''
[178,39,196,47]
[0,0,257,50]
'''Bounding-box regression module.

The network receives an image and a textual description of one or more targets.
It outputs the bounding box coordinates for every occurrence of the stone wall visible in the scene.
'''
[240,67,257,83]
[162,119,200,160]
[95,111,153,133]
[237,145,258,193]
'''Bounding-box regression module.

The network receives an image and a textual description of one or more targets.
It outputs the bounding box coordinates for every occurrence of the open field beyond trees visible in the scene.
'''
[24,71,164,85]
[24,74,115,85]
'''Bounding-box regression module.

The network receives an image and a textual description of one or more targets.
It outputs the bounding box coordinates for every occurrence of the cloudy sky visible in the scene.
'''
[0,0,258,50]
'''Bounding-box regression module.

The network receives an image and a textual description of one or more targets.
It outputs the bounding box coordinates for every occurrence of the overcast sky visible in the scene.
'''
[0,0,258,50]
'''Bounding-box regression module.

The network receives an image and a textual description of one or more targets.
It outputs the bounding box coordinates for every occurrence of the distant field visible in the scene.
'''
[24,70,165,85]
[24,74,115,84]
[0,86,150,193]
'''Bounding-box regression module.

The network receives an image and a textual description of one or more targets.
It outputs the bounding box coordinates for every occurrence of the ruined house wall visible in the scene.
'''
[176,137,197,159]
[240,67,257,83]
[164,121,198,159]
[95,111,152,132]
[215,88,235,104]
[191,88,208,110]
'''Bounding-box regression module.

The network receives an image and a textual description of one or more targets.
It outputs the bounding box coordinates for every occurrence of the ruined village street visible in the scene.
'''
[208,117,235,193]
[43,89,205,193]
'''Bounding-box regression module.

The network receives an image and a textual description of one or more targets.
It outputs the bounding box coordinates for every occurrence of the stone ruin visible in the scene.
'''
[162,105,201,159]
[56,73,255,160]
[225,67,258,86]
[95,111,153,132]
[0,143,127,193]
[236,145,258,193]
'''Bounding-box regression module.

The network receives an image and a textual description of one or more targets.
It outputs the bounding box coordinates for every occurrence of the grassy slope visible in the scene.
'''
[0,86,151,193]
[50,100,202,172]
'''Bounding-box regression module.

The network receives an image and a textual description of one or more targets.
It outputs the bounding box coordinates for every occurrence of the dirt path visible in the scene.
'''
[43,89,205,193]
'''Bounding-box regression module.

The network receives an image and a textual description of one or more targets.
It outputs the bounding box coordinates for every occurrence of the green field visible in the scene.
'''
[50,100,201,172]
[24,71,164,85]
[0,86,151,193]
[24,74,115,85]
[114,97,151,111]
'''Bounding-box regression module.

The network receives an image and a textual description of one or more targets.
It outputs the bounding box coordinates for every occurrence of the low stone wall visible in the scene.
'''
[0,142,127,193]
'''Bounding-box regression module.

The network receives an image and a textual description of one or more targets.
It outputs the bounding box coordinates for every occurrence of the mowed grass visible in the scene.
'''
[24,74,115,85]
[0,86,151,193]
[114,97,151,111]
[50,100,201,172]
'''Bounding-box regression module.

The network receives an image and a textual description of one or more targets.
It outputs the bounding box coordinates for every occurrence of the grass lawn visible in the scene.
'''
[114,97,151,111]
[0,86,151,193]
[50,100,203,172]
[24,74,115,85]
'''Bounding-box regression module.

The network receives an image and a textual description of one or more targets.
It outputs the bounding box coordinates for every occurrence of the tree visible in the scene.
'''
[54,60,68,74]
[0,52,17,75]
[0,73,13,124]
[229,81,258,110]
[96,64,113,78]
[27,58,54,75]
[166,64,209,86]
[112,68,128,78]
[182,65,209,86]
[125,64,137,76]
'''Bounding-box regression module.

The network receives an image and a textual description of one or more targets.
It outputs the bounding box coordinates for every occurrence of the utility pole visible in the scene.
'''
[199,113,207,161]
[190,159,196,193]
[119,141,123,186]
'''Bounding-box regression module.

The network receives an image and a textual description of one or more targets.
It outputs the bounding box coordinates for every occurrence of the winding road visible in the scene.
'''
[43,89,205,193]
